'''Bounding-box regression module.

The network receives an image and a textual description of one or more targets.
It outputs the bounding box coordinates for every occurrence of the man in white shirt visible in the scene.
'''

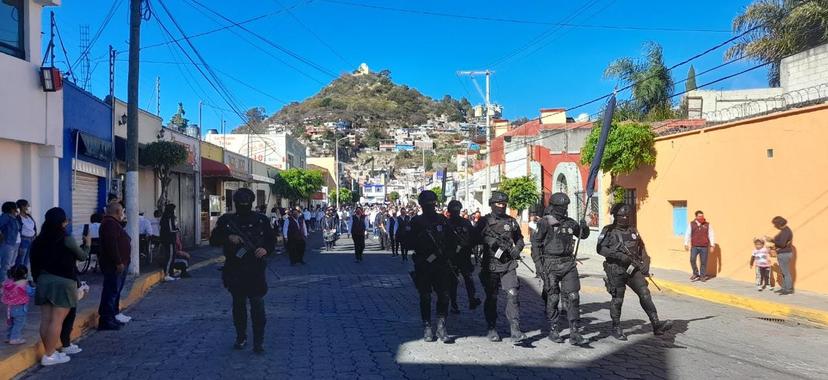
[302,208,313,232]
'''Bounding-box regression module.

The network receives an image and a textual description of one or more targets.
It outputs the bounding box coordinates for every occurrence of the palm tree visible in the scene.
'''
[726,0,828,86]
[604,42,674,121]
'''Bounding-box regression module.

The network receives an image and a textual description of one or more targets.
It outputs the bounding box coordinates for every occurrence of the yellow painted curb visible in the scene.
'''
[2,255,224,379]
[657,278,828,326]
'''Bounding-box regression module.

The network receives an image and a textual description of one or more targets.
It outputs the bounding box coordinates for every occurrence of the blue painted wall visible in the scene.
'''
[59,82,113,226]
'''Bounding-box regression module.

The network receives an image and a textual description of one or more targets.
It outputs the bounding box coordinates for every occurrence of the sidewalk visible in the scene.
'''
[520,244,828,327]
[0,245,223,378]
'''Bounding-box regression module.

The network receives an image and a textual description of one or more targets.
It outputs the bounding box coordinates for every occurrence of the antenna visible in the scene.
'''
[79,25,91,90]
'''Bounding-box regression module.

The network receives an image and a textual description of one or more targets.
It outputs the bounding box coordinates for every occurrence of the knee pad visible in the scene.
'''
[637,286,652,299]
[567,292,579,304]
[506,288,519,297]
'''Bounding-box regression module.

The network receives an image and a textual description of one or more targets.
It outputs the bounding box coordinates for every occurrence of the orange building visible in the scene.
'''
[608,103,828,294]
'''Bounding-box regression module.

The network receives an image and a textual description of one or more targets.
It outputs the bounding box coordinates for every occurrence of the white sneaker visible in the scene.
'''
[60,344,83,355]
[41,352,71,366]
[115,313,132,323]
[164,276,177,282]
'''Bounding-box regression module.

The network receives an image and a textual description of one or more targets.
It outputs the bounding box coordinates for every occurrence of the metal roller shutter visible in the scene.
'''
[72,172,100,241]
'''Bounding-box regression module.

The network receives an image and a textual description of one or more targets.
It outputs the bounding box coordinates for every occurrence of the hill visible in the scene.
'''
[257,67,474,134]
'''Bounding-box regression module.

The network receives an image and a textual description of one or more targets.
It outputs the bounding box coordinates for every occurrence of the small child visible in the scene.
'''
[750,238,773,291]
[2,265,35,344]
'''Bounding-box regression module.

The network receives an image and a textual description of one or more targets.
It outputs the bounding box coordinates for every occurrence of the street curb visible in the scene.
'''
[656,278,828,326]
[3,254,224,379]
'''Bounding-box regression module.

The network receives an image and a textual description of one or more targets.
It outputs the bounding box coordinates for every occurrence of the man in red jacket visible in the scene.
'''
[684,210,716,282]
[98,202,132,330]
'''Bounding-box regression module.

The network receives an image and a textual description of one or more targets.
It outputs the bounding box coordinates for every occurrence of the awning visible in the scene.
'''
[201,157,252,182]
[251,173,275,184]
[76,130,112,162]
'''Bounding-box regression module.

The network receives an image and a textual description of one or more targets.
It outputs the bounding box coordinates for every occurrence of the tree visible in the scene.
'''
[430,186,444,204]
[511,117,531,127]
[168,102,189,132]
[686,65,697,92]
[726,0,828,86]
[604,42,674,121]
[234,107,268,133]
[272,168,324,204]
[388,191,400,203]
[329,187,353,204]
[580,121,657,182]
[139,141,188,211]
[498,176,540,215]
[361,126,389,149]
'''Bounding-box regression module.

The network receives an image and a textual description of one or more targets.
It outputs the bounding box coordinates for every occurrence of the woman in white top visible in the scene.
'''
[16,199,37,270]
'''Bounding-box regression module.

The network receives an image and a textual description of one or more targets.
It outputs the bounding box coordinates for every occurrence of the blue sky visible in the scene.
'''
[45,0,766,132]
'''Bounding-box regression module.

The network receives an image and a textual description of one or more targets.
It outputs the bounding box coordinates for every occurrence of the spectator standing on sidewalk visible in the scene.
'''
[2,264,34,345]
[0,202,21,283]
[750,238,773,291]
[772,216,795,295]
[30,207,89,366]
[160,204,180,281]
[15,200,36,274]
[684,210,716,282]
[98,202,132,330]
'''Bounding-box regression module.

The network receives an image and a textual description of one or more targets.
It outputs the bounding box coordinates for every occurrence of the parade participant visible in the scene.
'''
[210,189,275,354]
[445,200,481,312]
[597,204,673,340]
[476,192,527,343]
[322,208,339,250]
[386,209,399,257]
[351,207,369,263]
[531,193,590,345]
[407,191,453,342]
[397,209,412,261]
[282,208,307,265]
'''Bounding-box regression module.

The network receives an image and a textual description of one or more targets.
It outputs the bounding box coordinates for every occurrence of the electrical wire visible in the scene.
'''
[320,0,731,33]
[71,0,123,69]
[53,15,78,83]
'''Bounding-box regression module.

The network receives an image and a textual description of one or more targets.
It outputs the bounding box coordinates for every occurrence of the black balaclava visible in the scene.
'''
[233,188,255,216]
[612,204,631,228]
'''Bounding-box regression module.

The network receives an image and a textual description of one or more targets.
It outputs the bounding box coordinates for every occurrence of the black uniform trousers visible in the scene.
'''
[479,268,520,328]
[414,262,452,321]
[539,257,581,327]
[603,262,658,323]
[449,248,477,307]
[231,291,266,345]
[287,238,306,264]
[389,232,399,255]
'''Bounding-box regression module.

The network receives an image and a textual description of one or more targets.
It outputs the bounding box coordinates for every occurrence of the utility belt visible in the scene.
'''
[541,255,575,264]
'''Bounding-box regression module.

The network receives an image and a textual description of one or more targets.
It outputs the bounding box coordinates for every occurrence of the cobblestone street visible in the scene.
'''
[22,233,828,379]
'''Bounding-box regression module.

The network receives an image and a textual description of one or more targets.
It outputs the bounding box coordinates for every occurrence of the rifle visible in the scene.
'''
[484,226,535,274]
[616,232,660,291]
[224,220,280,280]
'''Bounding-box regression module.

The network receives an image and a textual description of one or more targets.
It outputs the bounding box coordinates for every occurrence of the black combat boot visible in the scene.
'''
[610,322,627,341]
[469,297,482,310]
[253,343,265,354]
[548,321,564,343]
[568,322,586,346]
[423,321,435,342]
[510,322,527,342]
[436,317,448,343]
[486,325,501,342]
[233,336,247,350]
[649,314,674,336]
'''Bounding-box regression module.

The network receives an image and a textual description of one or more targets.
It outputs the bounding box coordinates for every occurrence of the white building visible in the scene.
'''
[205,132,306,170]
[688,43,828,121]
[0,0,62,221]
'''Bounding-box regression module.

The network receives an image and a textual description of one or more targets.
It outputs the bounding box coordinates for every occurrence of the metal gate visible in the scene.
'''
[167,173,196,248]
[72,172,100,241]
[623,188,638,228]
[574,191,600,228]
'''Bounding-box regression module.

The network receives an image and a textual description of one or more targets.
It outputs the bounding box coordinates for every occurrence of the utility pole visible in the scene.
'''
[125,0,142,275]
[195,100,203,244]
[464,142,470,208]
[155,76,161,117]
[458,70,493,212]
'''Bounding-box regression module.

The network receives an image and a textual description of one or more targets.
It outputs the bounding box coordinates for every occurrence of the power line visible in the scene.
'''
[320,0,731,33]
[184,0,327,85]
[272,0,353,68]
[189,0,339,79]
[71,0,123,69]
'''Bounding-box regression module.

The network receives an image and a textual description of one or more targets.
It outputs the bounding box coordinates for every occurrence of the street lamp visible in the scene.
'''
[334,136,349,210]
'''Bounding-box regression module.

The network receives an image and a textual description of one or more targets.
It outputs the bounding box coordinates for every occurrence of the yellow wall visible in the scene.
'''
[611,104,828,294]
[201,141,224,162]
[308,156,336,186]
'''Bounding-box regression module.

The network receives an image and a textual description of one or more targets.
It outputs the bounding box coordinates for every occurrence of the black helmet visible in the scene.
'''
[489,191,508,205]
[447,200,462,212]
[233,188,255,206]
[610,203,631,216]
[550,192,570,206]
[418,190,438,206]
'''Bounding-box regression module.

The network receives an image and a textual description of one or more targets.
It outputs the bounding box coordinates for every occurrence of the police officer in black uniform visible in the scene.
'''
[210,189,275,354]
[476,191,527,342]
[407,191,453,343]
[446,200,482,313]
[531,193,590,345]
[598,203,673,340]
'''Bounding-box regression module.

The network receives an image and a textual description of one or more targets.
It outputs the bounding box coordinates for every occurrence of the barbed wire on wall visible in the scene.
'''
[702,83,828,123]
